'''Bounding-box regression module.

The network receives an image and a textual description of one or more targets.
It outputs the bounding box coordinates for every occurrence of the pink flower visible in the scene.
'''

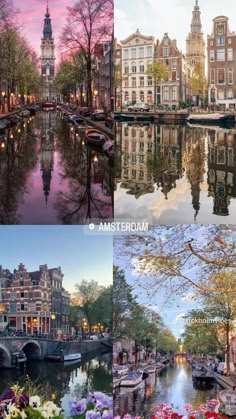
[183,404,193,412]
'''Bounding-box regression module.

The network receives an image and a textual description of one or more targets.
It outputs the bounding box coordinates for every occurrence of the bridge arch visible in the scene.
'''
[21,340,42,360]
[0,344,12,368]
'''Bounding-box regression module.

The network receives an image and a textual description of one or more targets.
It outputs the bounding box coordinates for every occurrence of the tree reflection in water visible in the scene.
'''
[0,120,38,224]
[56,121,113,224]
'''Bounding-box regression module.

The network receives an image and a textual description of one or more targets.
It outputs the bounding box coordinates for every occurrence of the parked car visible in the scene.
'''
[90,109,106,121]
[127,103,150,112]
[217,362,235,375]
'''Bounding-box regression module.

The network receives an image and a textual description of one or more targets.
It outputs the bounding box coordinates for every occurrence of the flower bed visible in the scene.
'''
[115,399,228,419]
[0,384,113,419]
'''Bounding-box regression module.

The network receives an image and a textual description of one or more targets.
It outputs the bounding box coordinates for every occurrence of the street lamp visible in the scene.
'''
[93,89,98,109]
[1,91,6,114]
[51,313,56,336]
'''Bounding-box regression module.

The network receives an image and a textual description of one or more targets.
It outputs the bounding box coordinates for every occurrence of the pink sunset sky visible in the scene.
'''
[15,0,75,61]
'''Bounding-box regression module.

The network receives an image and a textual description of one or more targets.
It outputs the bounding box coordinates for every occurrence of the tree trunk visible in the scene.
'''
[226,321,230,376]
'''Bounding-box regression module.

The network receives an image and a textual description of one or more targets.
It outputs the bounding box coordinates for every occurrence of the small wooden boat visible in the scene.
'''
[19,110,31,117]
[103,139,114,159]
[187,112,235,125]
[120,371,143,387]
[219,390,236,416]
[64,352,81,362]
[85,128,110,148]
[192,366,214,383]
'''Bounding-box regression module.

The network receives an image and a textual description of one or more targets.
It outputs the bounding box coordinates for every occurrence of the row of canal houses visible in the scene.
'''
[114,1,236,110]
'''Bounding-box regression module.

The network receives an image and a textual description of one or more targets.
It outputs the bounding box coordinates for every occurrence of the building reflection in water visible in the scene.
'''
[40,111,55,205]
[115,122,236,222]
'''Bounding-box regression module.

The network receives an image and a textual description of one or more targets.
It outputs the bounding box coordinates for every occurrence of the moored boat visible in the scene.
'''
[103,139,114,159]
[120,371,143,387]
[85,128,110,148]
[219,390,236,416]
[187,112,235,124]
[64,352,81,362]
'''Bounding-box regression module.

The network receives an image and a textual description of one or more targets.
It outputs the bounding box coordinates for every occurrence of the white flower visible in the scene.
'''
[29,395,41,409]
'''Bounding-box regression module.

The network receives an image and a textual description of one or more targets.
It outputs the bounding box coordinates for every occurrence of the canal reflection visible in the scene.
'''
[115,122,236,224]
[114,356,222,417]
[0,111,113,224]
[0,351,112,416]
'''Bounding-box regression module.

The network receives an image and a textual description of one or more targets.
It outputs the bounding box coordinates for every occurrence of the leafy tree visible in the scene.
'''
[114,225,236,297]
[91,285,112,330]
[72,279,104,331]
[54,51,87,102]
[113,266,137,339]
[146,61,168,105]
[60,0,113,109]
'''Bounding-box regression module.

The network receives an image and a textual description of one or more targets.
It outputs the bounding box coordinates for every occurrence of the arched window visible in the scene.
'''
[147,90,153,103]
[140,91,144,102]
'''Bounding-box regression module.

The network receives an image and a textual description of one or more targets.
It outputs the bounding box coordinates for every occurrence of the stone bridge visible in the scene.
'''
[0,337,112,368]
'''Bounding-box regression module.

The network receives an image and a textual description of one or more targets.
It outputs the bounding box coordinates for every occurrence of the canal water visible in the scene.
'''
[0,111,113,224]
[114,356,222,417]
[115,121,236,224]
[0,351,112,417]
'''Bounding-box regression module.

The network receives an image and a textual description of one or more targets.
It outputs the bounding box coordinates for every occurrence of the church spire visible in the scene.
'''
[190,0,202,33]
[43,0,53,40]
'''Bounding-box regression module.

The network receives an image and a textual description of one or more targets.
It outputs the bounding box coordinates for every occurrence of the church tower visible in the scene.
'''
[40,1,56,101]
[186,1,205,103]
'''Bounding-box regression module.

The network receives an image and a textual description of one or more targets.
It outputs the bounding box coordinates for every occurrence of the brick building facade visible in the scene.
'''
[207,16,236,109]
[0,264,69,334]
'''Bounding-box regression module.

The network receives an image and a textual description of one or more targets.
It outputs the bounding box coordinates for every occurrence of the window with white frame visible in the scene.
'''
[146,46,152,57]
[124,78,129,87]
[131,63,136,72]
[217,37,224,45]
[139,77,144,86]
[124,91,129,102]
[124,64,129,74]
[147,76,152,86]
[218,68,225,84]
[140,91,144,101]
[227,89,233,99]
[124,49,129,59]
[163,47,169,57]
[227,48,233,61]
[217,49,225,61]
[132,77,136,87]
[210,50,215,61]
[228,68,233,84]
[218,89,224,100]
[163,86,169,101]
[172,86,177,101]
[131,48,136,59]
[139,48,144,58]
[171,59,177,68]
[140,64,144,72]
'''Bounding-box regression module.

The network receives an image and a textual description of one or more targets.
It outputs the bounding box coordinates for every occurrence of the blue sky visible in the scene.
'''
[0,226,112,293]
[115,0,236,52]
[113,225,219,339]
